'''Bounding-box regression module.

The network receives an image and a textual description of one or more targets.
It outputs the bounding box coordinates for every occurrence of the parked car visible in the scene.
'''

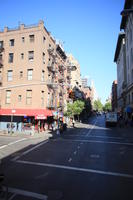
[105,112,118,127]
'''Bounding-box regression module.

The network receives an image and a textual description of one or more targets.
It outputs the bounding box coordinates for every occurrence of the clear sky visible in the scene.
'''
[0,0,125,104]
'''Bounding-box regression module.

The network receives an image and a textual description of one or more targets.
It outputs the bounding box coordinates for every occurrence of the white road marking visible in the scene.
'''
[86,120,97,136]
[16,160,133,179]
[12,140,48,161]
[73,151,77,155]
[0,138,26,150]
[59,139,133,146]
[68,158,72,162]
[66,135,125,140]
[7,187,48,200]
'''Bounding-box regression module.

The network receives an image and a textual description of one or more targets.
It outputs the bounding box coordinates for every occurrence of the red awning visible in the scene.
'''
[0,108,54,118]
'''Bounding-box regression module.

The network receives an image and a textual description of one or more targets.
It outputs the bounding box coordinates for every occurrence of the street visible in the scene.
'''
[1,115,133,200]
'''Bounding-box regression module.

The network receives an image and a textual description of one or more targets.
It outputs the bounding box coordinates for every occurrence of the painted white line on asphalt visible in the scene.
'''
[16,160,133,179]
[12,140,48,161]
[7,187,48,200]
[59,139,133,146]
[0,144,7,149]
[86,120,97,136]
[68,158,72,162]
[67,135,124,140]
[0,138,26,150]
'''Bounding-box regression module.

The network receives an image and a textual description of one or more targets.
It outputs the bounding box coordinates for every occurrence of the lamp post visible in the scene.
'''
[10,109,16,134]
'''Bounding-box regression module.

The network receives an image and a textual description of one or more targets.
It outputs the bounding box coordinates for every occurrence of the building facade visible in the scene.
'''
[111,80,118,112]
[0,20,67,132]
[114,0,133,116]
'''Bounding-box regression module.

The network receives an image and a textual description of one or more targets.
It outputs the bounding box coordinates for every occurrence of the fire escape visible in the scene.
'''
[0,41,4,86]
[47,46,58,110]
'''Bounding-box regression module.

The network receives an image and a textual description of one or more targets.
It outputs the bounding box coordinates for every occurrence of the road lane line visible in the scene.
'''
[58,139,133,146]
[86,120,97,136]
[11,140,48,161]
[16,160,133,179]
[7,187,48,200]
[0,138,27,150]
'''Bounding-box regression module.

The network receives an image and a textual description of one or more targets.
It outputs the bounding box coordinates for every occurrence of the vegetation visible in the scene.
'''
[64,100,85,119]
[93,99,103,111]
[103,102,111,111]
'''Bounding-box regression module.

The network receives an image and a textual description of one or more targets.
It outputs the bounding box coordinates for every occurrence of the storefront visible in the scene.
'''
[0,108,54,134]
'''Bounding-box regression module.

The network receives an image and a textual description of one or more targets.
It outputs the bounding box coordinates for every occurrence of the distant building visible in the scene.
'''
[81,78,88,88]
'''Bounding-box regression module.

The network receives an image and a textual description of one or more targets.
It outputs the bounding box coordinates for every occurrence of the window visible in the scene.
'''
[9,39,14,46]
[0,54,2,61]
[41,91,44,107]
[0,41,4,48]
[6,90,11,104]
[7,70,13,81]
[18,95,22,102]
[42,52,45,63]
[27,69,33,80]
[43,36,46,43]
[20,71,23,78]
[28,51,34,61]
[21,53,24,59]
[8,53,14,63]
[29,35,34,42]
[26,90,32,105]
[22,37,25,43]
[41,70,45,81]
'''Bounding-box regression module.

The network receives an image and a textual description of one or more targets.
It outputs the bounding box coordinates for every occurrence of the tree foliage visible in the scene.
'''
[103,102,111,111]
[93,99,103,111]
[64,100,85,117]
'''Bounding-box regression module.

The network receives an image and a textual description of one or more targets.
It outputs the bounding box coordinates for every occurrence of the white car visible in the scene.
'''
[105,112,118,127]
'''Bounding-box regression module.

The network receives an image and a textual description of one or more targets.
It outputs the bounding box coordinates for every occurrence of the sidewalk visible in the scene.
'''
[0,129,53,139]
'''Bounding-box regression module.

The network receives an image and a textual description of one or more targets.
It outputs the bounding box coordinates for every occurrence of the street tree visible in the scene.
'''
[93,99,103,111]
[103,102,111,111]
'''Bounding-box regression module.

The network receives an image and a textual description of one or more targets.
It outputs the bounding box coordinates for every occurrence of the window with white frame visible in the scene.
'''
[26,90,32,105]
[43,36,46,43]
[7,70,13,81]
[28,51,34,61]
[6,90,11,104]
[27,69,33,80]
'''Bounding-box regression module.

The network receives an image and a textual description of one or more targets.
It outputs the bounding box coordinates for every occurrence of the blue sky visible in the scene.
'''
[0,0,124,104]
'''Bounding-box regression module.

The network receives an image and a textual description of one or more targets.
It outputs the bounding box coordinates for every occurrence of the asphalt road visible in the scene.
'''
[1,115,133,200]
